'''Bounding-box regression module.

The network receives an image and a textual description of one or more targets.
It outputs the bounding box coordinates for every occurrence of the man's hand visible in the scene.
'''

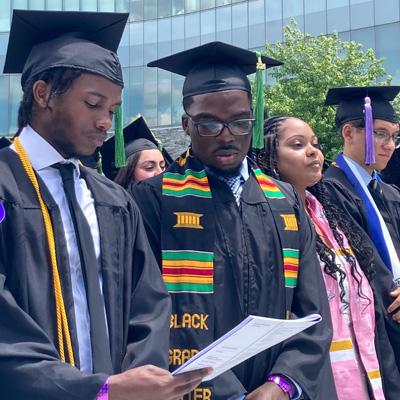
[246,382,289,400]
[387,286,400,322]
[108,365,211,400]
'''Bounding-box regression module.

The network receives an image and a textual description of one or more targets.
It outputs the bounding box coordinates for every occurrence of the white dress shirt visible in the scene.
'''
[11,125,104,373]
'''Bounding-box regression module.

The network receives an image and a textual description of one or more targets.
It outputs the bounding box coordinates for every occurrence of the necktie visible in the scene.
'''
[368,178,384,207]
[56,163,112,373]
[219,175,243,205]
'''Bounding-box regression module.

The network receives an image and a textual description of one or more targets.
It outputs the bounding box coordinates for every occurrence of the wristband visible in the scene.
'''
[266,374,294,398]
[96,378,109,400]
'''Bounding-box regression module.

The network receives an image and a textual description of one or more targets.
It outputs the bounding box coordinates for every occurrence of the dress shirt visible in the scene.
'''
[11,125,104,373]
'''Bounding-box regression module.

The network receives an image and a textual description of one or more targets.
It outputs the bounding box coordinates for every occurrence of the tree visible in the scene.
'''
[263,20,392,159]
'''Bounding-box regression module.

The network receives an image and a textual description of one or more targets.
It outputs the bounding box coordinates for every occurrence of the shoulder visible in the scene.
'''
[0,148,24,203]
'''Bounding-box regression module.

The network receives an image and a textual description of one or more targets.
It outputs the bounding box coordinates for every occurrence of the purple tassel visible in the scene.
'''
[364,96,375,165]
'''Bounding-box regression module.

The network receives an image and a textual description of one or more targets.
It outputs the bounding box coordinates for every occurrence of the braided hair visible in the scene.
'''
[261,116,375,306]
[17,67,83,134]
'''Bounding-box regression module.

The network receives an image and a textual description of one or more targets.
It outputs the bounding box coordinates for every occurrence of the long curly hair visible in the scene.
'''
[260,116,375,306]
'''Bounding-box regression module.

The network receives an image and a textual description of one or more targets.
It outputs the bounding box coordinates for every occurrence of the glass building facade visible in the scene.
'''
[1,0,400,140]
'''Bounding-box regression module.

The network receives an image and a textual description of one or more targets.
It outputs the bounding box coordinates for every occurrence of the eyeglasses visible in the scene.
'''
[185,112,255,137]
[373,129,400,149]
[356,127,400,149]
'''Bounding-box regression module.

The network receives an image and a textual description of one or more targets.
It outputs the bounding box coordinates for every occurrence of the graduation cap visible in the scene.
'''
[148,41,282,150]
[325,86,400,165]
[0,137,11,150]
[3,9,128,89]
[101,115,172,180]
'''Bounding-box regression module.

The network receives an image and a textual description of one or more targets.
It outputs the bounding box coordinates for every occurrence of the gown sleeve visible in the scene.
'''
[122,198,171,370]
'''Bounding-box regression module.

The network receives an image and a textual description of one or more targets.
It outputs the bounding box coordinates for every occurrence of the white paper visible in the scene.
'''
[172,313,322,381]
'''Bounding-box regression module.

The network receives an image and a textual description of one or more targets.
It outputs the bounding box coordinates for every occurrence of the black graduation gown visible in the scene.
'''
[367,252,400,398]
[381,148,400,187]
[0,148,171,400]
[324,165,400,256]
[130,170,337,400]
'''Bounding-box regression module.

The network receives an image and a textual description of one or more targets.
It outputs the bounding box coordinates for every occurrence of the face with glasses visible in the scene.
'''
[182,89,253,173]
[342,119,400,172]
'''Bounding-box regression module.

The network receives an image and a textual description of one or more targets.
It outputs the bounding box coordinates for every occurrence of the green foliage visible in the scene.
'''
[262,20,392,159]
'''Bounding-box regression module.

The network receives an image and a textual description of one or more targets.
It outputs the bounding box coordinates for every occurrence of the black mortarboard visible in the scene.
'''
[325,86,400,127]
[147,41,282,99]
[101,115,172,179]
[0,137,11,150]
[3,9,128,89]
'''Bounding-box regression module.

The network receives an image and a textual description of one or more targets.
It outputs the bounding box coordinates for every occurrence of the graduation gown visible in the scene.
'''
[368,253,400,398]
[130,169,337,400]
[0,148,171,400]
[324,165,400,256]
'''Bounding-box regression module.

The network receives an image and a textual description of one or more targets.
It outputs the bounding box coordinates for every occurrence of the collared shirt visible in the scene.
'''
[342,154,379,186]
[11,125,103,373]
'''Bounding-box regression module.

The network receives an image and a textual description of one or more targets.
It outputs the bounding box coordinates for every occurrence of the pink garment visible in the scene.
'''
[306,192,384,400]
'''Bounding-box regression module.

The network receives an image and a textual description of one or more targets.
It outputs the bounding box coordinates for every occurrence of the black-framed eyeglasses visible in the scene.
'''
[185,112,255,137]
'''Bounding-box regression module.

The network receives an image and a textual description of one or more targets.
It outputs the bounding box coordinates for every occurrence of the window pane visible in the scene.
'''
[376,23,400,84]
[172,0,185,15]
[144,0,157,19]
[143,20,157,64]
[201,0,215,10]
[98,0,115,11]
[232,3,248,48]
[185,12,200,49]
[283,0,304,32]
[115,0,129,12]
[201,9,215,44]
[130,22,143,66]
[249,0,265,48]
[121,67,131,125]
[0,1,10,32]
[172,15,185,53]
[63,0,79,10]
[144,67,157,127]
[158,18,172,58]
[47,0,62,10]
[375,0,399,25]
[216,5,231,43]
[0,33,8,72]
[185,0,200,13]
[350,0,373,30]
[158,69,171,126]
[130,0,143,21]
[80,0,97,11]
[266,0,282,43]
[172,73,184,125]
[0,76,9,134]
[10,75,22,134]
[12,0,28,8]
[29,0,45,10]
[327,0,349,33]
[216,0,230,5]
[131,66,144,117]
[305,0,326,36]
[351,27,375,51]
[159,0,172,17]
[118,25,130,67]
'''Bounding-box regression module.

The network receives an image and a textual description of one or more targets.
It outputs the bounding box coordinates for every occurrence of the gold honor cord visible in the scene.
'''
[14,137,75,366]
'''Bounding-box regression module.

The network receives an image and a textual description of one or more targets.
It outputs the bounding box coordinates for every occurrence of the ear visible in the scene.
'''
[32,80,52,110]
[182,114,190,137]
[341,123,355,145]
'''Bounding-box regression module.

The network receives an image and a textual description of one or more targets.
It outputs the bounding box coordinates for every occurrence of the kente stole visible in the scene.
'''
[161,149,300,313]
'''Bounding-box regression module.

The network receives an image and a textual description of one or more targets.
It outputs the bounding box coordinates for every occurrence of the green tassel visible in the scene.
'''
[252,51,266,150]
[114,104,126,168]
